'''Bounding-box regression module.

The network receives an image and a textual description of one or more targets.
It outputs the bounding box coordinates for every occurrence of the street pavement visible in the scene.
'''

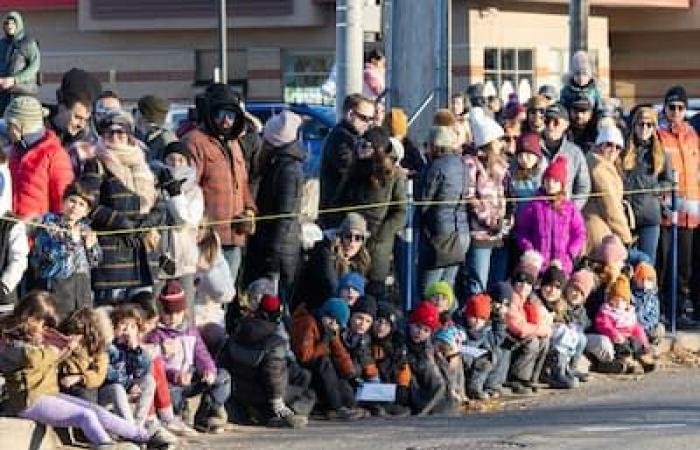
[184,367,700,450]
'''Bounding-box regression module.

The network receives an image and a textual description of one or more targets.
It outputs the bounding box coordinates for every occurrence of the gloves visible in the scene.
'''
[270,398,294,418]
[349,377,364,389]
[162,178,185,197]
[321,323,336,344]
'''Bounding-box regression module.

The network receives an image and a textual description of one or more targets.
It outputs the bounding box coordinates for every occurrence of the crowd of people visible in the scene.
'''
[0,10,695,449]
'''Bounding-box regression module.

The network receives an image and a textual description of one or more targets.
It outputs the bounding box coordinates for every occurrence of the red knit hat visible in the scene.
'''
[464,293,492,320]
[259,294,283,322]
[408,301,440,332]
[159,280,187,314]
[543,155,568,188]
[516,132,542,157]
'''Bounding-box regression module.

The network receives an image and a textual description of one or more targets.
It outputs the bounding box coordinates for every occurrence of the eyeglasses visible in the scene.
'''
[341,232,365,243]
[214,108,238,122]
[353,110,374,123]
[528,108,546,116]
[667,103,686,112]
[636,122,655,129]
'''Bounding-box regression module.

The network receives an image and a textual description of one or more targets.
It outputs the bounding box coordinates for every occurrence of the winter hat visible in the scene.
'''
[542,155,568,188]
[98,110,134,135]
[489,282,514,306]
[665,85,688,107]
[516,132,542,157]
[571,50,593,77]
[263,110,302,147]
[538,84,558,102]
[568,269,596,298]
[159,280,188,314]
[351,296,377,319]
[570,92,594,111]
[593,234,628,265]
[467,83,486,106]
[59,68,102,105]
[513,250,543,285]
[424,280,455,311]
[259,294,283,322]
[384,108,408,137]
[338,212,370,238]
[337,271,365,297]
[634,262,657,285]
[429,125,456,148]
[595,125,624,149]
[527,95,549,111]
[376,301,401,328]
[138,95,170,125]
[541,265,567,288]
[433,109,456,127]
[408,300,440,332]
[319,297,351,328]
[607,275,631,303]
[162,141,193,164]
[464,293,492,320]
[4,96,45,132]
[245,277,277,312]
[545,103,569,122]
[471,112,504,148]
[433,325,465,347]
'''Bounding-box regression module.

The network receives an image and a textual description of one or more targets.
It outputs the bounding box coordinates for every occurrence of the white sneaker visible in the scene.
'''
[165,417,199,437]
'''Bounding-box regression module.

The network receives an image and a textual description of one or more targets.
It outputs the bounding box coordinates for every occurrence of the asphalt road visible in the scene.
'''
[184,367,700,450]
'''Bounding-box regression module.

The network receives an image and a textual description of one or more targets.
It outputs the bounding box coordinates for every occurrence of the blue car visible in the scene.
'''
[246,102,336,177]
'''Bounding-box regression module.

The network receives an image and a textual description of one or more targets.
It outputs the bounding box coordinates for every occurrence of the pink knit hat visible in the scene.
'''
[568,269,597,298]
[593,234,628,265]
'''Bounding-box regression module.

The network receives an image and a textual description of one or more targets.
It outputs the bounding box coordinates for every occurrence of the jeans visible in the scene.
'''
[98,375,156,426]
[169,369,232,418]
[222,246,243,287]
[488,243,509,288]
[636,225,660,266]
[657,227,695,318]
[420,265,459,309]
[463,246,492,297]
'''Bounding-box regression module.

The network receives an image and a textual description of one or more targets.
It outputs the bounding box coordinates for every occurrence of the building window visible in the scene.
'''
[484,48,534,99]
[283,52,334,104]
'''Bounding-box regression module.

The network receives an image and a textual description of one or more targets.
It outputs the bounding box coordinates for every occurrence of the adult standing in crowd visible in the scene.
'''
[48,68,102,149]
[250,110,305,304]
[5,95,73,219]
[0,11,40,113]
[541,103,590,210]
[567,92,598,153]
[182,83,255,287]
[90,91,121,141]
[656,86,700,325]
[521,95,547,136]
[621,107,671,265]
[319,93,375,229]
[81,111,165,304]
[583,126,632,253]
[135,94,176,162]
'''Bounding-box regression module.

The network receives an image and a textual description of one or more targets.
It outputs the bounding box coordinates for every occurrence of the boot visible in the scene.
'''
[547,354,578,389]
[591,358,626,374]
[622,356,643,375]
[638,353,657,373]
[568,355,590,382]
[326,406,365,421]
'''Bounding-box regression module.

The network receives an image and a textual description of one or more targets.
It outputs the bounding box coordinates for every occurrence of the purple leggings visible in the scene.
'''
[19,394,150,445]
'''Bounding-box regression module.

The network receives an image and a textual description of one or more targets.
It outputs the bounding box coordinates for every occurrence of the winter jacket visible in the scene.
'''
[463,152,509,246]
[509,157,548,211]
[506,292,543,339]
[405,338,446,415]
[146,320,217,384]
[400,137,427,180]
[60,347,109,390]
[251,142,304,274]
[541,138,591,210]
[160,165,204,278]
[182,128,255,246]
[594,303,649,348]
[559,78,602,113]
[195,242,235,304]
[9,129,74,218]
[464,324,499,366]
[142,126,177,162]
[219,316,288,406]
[568,121,599,155]
[105,342,151,389]
[658,121,700,228]
[567,304,590,333]
[319,120,361,228]
[0,162,11,216]
[239,128,265,199]
[515,196,586,275]
[341,331,379,380]
[622,140,673,227]
[0,339,63,415]
[420,152,469,237]
[80,159,166,290]
[0,218,28,297]
[0,11,40,90]
[290,305,355,379]
[371,333,411,388]
[583,152,633,251]
[632,287,660,336]
[524,297,553,338]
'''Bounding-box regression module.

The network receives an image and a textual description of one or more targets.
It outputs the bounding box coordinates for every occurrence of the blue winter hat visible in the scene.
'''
[433,325,465,347]
[319,297,351,329]
[337,271,365,297]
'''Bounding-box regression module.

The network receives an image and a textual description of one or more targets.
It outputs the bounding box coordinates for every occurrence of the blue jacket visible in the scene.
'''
[105,342,151,388]
[632,287,660,335]
[419,152,469,237]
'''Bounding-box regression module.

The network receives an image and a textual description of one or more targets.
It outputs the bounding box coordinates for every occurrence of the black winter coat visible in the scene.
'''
[219,316,288,407]
[623,140,672,227]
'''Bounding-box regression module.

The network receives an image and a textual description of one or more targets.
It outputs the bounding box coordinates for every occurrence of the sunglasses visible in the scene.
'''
[105,127,128,137]
[528,108,546,116]
[341,232,365,243]
[353,110,374,123]
[214,108,238,121]
[636,122,655,129]
[667,103,686,112]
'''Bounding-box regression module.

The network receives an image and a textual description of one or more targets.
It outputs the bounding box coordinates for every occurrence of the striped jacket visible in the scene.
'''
[658,121,700,228]
[81,160,166,290]
[462,153,509,245]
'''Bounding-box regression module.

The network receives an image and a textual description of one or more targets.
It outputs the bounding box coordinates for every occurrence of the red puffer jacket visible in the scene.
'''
[9,130,74,218]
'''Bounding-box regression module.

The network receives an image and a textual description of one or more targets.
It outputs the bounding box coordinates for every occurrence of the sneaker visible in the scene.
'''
[267,414,308,428]
[326,406,365,421]
[146,426,179,449]
[467,390,490,400]
[194,417,227,435]
[623,358,644,375]
[638,353,657,373]
[509,381,534,396]
[165,417,199,437]
[383,404,411,417]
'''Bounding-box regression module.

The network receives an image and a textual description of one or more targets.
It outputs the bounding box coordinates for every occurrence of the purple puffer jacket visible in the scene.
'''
[145,321,217,384]
[515,196,587,275]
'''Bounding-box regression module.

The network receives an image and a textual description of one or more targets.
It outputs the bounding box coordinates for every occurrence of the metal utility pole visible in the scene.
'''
[436,0,452,108]
[218,0,228,84]
[569,0,589,55]
[335,0,364,119]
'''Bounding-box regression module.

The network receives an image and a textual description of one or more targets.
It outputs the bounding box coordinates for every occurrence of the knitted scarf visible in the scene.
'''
[96,140,157,214]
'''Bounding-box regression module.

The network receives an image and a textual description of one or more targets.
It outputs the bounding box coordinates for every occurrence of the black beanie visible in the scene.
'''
[376,301,400,327]
[541,265,568,288]
[489,282,514,305]
[138,95,170,125]
[665,85,688,107]
[162,141,193,163]
[351,296,377,319]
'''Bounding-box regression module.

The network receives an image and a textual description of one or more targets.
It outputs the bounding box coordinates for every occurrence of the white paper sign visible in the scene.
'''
[355,383,397,403]
[461,345,488,359]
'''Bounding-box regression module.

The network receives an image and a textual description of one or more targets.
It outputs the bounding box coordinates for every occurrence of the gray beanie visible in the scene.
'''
[263,110,302,147]
[338,212,370,238]
[4,95,45,132]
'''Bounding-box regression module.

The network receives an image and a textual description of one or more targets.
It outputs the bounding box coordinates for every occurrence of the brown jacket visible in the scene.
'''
[182,128,255,246]
[60,347,109,390]
[290,305,355,379]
